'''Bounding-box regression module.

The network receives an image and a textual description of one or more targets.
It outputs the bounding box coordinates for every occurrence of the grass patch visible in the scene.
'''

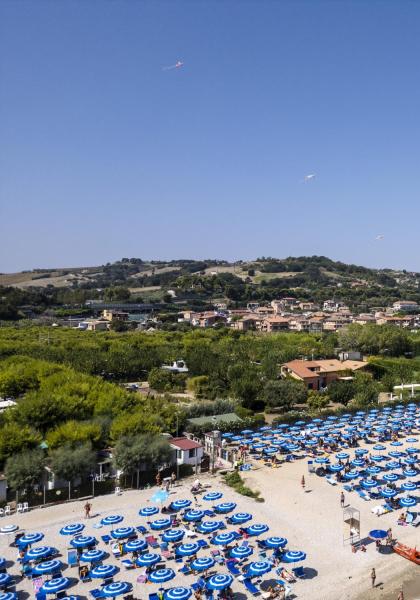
[223,470,264,502]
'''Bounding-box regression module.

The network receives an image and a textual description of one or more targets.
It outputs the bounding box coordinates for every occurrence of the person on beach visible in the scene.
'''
[340,491,345,508]
[84,501,92,519]
[171,472,176,487]
[301,475,305,490]
[397,591,404,600]
[371,568,376,588]
[156,471,162,487]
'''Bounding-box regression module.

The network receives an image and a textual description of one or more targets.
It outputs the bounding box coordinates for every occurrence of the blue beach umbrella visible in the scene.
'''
[60,523,84,536]
[176,543,200,557]
[70,536,97,549]
[17,532,44,546]
[0,575,11,587]
[366,467,381,475]
[214,502,236,513]
[336,452,349,460]
[90,564,120,579]
[148,568,175,584]
[383,473,399,482]
[246,524,269,537]
[0,558,5,570]
[351,459,365,467]
[314,457,329,464]
[33,559,63,575]
[246,561,272,577]
[386,461,400,470]
[150,518,172,530]
[203,492,223,502]
[197,521,222,534]
[162,529,185,543]
[124,539,147,552]
[0,594,16,600]
[206,574,233,591]
[190,557,215,572]
[230,512,252,524]
[136,552,161,566]
[373,444,386,451]
[369,530,387,540]
[101,582,132,597]
[231,545,253,559]
[165,588,192,600]
[0,526,18,535]
[170,500,191,511]
[264,536,287,549]
[101,515,123,527]
[184,510,205,522]
[361,479,377,489]
[211,532,236,546]
[400,497,416,507]
[381,489,397,499]
[401,481,417,491]
[40,578,70,594]
[111,527,135,540]
[25,546,55,560]
[329,464,344,472]
[403,469,417,477]
[283,551,306,563]
[139,507,159,517]
[80,549,106,563]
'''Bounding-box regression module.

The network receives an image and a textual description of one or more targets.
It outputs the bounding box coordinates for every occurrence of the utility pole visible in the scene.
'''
[176,414,180,481]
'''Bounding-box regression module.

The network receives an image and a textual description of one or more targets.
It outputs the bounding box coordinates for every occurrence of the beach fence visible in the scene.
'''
[4,465,195,511]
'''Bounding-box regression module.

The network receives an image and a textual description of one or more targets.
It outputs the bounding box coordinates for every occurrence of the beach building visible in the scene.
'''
[169,437,204,468]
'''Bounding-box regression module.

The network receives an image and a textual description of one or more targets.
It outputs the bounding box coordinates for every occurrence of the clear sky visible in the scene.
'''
[1,1,420,272]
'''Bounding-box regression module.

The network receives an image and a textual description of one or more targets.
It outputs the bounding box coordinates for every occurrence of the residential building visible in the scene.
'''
[392,301,419,313]
[281,358,368,390]
[102,310,129,322]
[259,316,290,332]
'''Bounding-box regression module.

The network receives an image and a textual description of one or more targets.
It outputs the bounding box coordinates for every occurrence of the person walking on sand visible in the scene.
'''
[340,491,345,508]
[370,568,376,588]
[397,590,404,600]
[84,501,92,519]
[301,475,305,491]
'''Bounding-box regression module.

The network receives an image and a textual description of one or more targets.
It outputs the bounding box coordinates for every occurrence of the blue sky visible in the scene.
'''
[1,1,420,272]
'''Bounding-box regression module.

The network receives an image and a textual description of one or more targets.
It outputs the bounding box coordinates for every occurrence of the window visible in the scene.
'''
[188,449,196,458]
[177,450,182,459]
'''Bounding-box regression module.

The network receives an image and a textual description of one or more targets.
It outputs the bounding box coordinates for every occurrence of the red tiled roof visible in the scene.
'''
[170,437,202,450]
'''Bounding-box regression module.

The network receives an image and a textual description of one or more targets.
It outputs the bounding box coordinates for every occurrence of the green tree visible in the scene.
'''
[328,380,356,406]
[5,449,45,491]
[46,420,103,450]
[0,423,41,463]
[49,442,96,483]
[114,434,171,474]
[260,379,307,412]
[307,391,330,412]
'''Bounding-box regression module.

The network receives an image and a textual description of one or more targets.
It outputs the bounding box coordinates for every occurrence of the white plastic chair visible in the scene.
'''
[4,506,11,516]
[114,486,122,495]
[23,502,29,512]
[16,504,23,513]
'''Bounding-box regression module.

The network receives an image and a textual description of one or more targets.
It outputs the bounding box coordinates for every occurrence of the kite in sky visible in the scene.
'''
[303,174,316,182]
[162,61,184,71]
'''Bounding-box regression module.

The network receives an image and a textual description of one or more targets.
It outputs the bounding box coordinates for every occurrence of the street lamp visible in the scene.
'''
[211,417,217,473]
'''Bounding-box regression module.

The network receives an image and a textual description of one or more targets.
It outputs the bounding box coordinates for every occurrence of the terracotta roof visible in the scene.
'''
[170,437,202,450]
[283,359,367,379]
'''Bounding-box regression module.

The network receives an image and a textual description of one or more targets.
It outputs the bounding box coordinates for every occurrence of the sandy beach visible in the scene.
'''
[0,435,418,600]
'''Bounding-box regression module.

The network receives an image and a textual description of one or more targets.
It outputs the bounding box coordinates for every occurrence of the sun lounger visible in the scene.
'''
[197,539,209,549]
[148,594,160,600]
[89,589,105,599]
[343,484,353,492]
[121,559,134,569]
[101,535,111,545]
[145,535,159,548]
[406,512,414,524]
[292,566,305,578]
[226,560,241,576]
[136,526,148,534]
[357,490,371,501]
[326,476,337,485]
[411,514,420,527]
[244,578,260,595]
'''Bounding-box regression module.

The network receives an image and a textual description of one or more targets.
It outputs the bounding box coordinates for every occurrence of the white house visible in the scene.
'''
[169,437,203,467]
